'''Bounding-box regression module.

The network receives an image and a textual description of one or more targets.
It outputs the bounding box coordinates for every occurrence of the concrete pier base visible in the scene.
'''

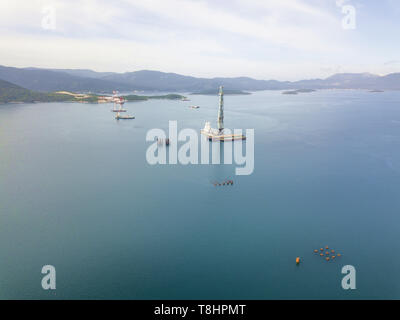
[200,130,246,141]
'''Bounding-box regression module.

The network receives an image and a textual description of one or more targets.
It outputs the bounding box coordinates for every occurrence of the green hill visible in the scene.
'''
[0,79,72,103]
[0,65,131,92]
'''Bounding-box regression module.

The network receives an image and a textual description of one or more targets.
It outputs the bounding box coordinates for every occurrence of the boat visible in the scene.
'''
[116,114,135,120]
[189,105,200,109]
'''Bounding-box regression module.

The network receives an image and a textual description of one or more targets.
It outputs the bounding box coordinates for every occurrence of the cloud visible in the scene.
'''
[122,0,345,53]
[0,0,395,79]
[384,60,400,66]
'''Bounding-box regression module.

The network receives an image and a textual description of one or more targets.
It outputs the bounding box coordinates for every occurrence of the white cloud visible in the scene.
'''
[123,0,345,52]
[0,0,397,79]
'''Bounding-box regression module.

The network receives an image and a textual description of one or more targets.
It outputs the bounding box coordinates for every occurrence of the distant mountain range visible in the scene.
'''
[0,65,400,93]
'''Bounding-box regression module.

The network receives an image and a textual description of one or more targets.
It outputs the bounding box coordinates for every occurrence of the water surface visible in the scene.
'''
[1,90,400,299]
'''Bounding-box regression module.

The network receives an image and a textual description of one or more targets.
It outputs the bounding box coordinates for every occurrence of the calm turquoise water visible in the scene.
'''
[1,90,400,299]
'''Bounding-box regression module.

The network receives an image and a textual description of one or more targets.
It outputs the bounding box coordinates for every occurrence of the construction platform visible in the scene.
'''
[200,130,246,141]
[200,86,246,142]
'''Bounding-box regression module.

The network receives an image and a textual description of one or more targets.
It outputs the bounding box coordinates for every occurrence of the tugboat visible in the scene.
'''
[116,112,135,120]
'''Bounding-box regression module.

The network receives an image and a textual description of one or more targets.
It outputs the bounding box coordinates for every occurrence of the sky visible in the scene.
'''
[0,0,399,80]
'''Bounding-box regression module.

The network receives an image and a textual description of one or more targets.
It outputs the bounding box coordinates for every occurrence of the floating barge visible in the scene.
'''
[200,86,246,141]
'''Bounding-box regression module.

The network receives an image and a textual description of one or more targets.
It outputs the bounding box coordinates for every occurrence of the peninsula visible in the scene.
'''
[0,80,186,104]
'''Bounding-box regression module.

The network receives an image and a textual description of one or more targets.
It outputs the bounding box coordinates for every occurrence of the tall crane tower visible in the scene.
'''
[217,86,224,133]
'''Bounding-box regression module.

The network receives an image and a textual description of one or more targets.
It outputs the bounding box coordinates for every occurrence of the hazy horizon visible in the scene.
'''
[1,0,400,81]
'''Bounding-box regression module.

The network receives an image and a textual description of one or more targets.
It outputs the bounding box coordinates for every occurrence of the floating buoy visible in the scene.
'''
[325,246,329,250]
[325,251,330,255]
[320,253,324,256]
[326,257,330,261]
[331,255,335,259]
[320,248,323,251]
[314,249,318,253]
[296,257,300,264]
[337,253,341,257]
[331,250,335,253]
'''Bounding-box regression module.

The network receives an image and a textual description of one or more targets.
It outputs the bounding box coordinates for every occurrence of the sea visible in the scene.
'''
[0,89,399,299]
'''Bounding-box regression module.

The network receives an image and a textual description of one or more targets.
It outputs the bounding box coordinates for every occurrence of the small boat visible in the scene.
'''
[189,105,200,109]
[111,109,127,112]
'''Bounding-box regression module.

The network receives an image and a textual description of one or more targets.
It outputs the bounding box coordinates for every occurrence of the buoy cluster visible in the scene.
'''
[213,180,234,186]
[314,246,342,262]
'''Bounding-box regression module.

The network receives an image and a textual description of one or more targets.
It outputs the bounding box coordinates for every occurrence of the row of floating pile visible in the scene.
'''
[212,180,234,186]
[314,246,342,262]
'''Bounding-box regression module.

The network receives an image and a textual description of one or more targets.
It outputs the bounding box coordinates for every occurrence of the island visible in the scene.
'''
[282,89,316,95]
[123,94,185,101]
[191,89,251,95]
